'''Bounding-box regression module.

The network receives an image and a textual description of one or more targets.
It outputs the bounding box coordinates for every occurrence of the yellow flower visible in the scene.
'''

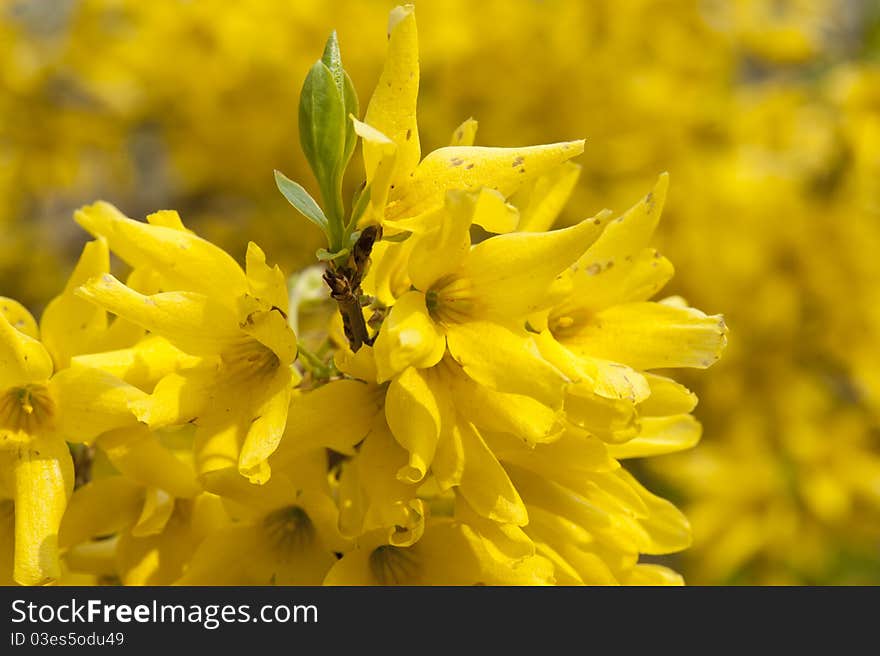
[74,203,298,484]
[0,243,147,585]
[178,453,347,585]
[324,521,553,586]
[353,5,584,234]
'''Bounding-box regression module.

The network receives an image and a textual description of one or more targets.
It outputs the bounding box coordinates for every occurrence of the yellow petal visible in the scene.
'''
[490,427,617,476]
[40,239,109,368]
[364,4,420,186]
[460,211,611,319]
[59,476,143,548]
[360,238,414,306]
[407,193,472,291]
[386,140,585,221]
[11,436,74,585]
[130,365,215,429]
[244,242,289,314]
[74,202,248,298]
[561,248,674,315]
[449,118,478,147]
[639,374,698,416]
[271,379,383,467]
[624,564,684,586]
[582,173,669,264]
[432,418,465,491]
[239,366,293,484]
[513,161,582,232]
[470,188,519,234]
[564,387,639,444]
[0,310,53,389]
[238,307,297,367]
[373,290,445,382]
[0,297,39,339]
[617,469,692,555]
[49,366,146,443]
[352,118,398,225]
[607,415,702,459]
[176,526,265,585]
[449,368,562,446]
[354,422,426,546]
[131,488,175,537]
[563,302,728,370]
[333,344,379,382]
[445,321,567,409]
[71,335,202,391]
[458,422,527,526]
[385,367,440,483]
[98,424,200,499]
[77,274,241,356]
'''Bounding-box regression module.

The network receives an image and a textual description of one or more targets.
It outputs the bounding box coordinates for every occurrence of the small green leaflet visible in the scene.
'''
[274,170,328,232]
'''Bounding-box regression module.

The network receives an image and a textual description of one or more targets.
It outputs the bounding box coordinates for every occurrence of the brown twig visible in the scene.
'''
[324,225,382,352]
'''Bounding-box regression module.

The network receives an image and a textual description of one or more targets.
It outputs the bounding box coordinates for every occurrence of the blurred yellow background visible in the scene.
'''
[2,0,879,584]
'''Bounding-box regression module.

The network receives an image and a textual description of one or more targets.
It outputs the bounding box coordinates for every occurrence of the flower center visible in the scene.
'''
[263,505,315,554]
[0,384,54,433]
[369,545,420,585]
[220,337,280,382]
[426,275,476,324]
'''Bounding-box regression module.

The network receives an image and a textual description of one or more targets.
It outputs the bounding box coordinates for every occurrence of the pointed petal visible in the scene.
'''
[445,321,567,408]
[77,274,241,356]
[563,302,728,370]
[352,119,398,224]
[460,212,610,319]
[40,239,109,368]
[513,162,582,232]
[74,202,248,298]
[639,374,698,416]
[583,173,669,264]
[458,422,527,525]
[364,4,420,186]
[386,141,584,220]
[607,415,702,459]
[449,118,478,147]
[0,309,53,389]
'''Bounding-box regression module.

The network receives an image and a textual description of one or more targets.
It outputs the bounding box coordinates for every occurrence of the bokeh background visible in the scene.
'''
[2,0,879,584]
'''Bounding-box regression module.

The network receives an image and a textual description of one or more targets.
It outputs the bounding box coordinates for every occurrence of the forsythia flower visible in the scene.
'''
[1,4,727,586]
[0,240,147,585]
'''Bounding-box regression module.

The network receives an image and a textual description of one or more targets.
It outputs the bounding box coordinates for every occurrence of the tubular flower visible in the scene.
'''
[73,203,298,484]
[0,243,147,585]
[178,453,348,585]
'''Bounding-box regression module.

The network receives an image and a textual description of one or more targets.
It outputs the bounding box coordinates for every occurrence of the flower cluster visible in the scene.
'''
[0,6,726,586]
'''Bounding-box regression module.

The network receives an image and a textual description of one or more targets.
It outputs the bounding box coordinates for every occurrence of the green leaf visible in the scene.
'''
[316,247,350,261]
[275,170,329,233]
[349,184,371,230]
